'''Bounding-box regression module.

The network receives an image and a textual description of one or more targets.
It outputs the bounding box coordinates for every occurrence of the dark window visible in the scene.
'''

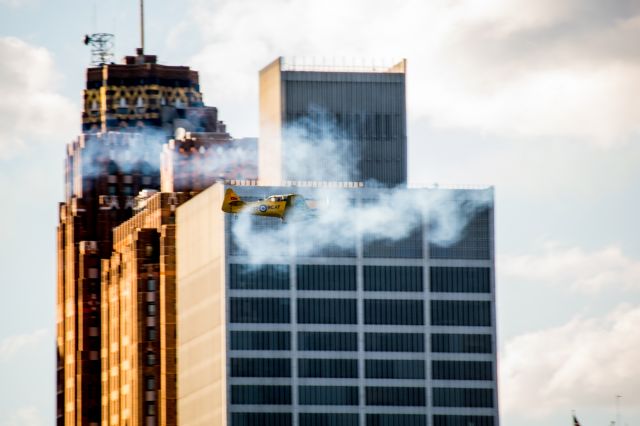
[363,222,422,258]
[430,267,490,293]
[298,332,357,351]
[146,352,155,366]
[366,414,427,426]
[365,300,424,325]
[298,358,358,378]
[231,413,292,426]
[299,413,358,426]
[431,334,492,353]
[147,327,157,342]
[432,361,493,380]
[433,415,494,426]
[231,385,291,405]
[230,264,290,290]
[297,265,356,291]
[146,376,155,391]
[298,299,357,324]
[230,331,290,350]
[230,298,290,323]
[431,301,491,327]
[299,386,358,405]
[365,333,424,352]
[429,207,491,260]
[147,302,156,316]
[364,266,423,292]
[432,388,494,408]
[146,401,156,416]
[147,279,156,291]
[365,360,425,379]
[231,358,291,377]
[365,387,426,406]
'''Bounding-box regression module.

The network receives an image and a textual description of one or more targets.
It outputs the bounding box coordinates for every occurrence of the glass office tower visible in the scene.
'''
[176,183,498,426]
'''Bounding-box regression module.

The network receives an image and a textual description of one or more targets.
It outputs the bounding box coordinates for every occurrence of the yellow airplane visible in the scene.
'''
[222,188,315,221]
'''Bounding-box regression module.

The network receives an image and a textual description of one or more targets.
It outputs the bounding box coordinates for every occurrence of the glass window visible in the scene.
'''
[298,358,358,378]
[146,402,156,416]
[432,415,494,426]
[429,207,491,260]
[366,414,427,426]
[146,352,155,366]
[363,221,422,258]
[230,264,290,290]
[230,331,290,350]
[432,361,493,380]
[147,327,157,342]
[231,413,292,426]
[431,334,492,354]
[430,301,491,327]
[300,413,358,426]
[364,266,423,292]
[365,360,425,379]
[299,386,358,405]
[230,298,290,323]
[147,279,156,292]
[231,358,291,377]
[298,332,357,351]
[432,388,494,408]
[364,300,424,325]
[146,376,155,391]
[298,299,357,324]
[297,265,356,291]
[231,385,291,405]
[430,267,490,293]
[365,333,424,352]
[365,387,426,406]
[147,302,156,316]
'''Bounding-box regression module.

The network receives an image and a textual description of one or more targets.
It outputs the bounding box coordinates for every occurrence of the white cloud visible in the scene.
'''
[3,406,44,426]
[500,304,640,416]
[179,0,640,144]
[0,37,77,158]
[500,243,640,292]
[0,328,48,362]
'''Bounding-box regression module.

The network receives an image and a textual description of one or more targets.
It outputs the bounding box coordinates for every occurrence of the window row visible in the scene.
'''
[230,413,493,426]
[365,360,425,379]
[430,267,490,293]
[229,331,491,354]
[231,358,291,377]
[230,298,492,327]
[299,386,358,405]
[231,265,491,293]
[429,208,491,260]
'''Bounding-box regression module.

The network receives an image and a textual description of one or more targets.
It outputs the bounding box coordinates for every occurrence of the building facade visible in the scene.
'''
[259,58,407,187]
[176,183,498,426]
[57,49,254,426]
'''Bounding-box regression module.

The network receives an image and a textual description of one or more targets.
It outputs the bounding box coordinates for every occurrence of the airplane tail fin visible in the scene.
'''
[222,188,244,212]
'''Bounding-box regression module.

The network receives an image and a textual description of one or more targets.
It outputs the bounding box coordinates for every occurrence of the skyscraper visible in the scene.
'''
[259,57,407,187]
[176,183,498,426]
[57,48,253,426]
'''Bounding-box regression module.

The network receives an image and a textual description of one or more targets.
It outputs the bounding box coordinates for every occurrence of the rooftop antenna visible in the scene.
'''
[139,0,145,53]
[83,33,115,65]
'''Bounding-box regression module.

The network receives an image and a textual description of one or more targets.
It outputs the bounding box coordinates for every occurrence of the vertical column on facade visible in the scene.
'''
[355,193,365,426]
[289,218,299,426]
[422,208,432,424]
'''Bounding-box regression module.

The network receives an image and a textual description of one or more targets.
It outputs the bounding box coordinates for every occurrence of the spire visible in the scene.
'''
[139,0,145,53]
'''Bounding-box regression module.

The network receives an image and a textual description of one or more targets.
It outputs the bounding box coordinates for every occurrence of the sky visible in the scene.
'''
[1,0,639,425]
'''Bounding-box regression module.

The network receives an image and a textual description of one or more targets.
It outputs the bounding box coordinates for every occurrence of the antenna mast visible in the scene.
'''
[140,0,145,53]
[83,33,115,65]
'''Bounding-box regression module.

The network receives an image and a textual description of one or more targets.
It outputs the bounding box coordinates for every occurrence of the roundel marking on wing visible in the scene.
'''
[259,204,268,212]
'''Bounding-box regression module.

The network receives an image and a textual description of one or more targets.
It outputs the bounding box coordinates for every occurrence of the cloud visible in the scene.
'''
[500,243,640,292]
[179,0,640,145]
[0,328,48,362]
[0,0,33,8]
[500,304,640,417]
[3,406,44,426]
[0,37,77,158]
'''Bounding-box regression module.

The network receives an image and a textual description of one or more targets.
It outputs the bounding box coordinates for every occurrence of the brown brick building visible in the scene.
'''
[57,50,255,426]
